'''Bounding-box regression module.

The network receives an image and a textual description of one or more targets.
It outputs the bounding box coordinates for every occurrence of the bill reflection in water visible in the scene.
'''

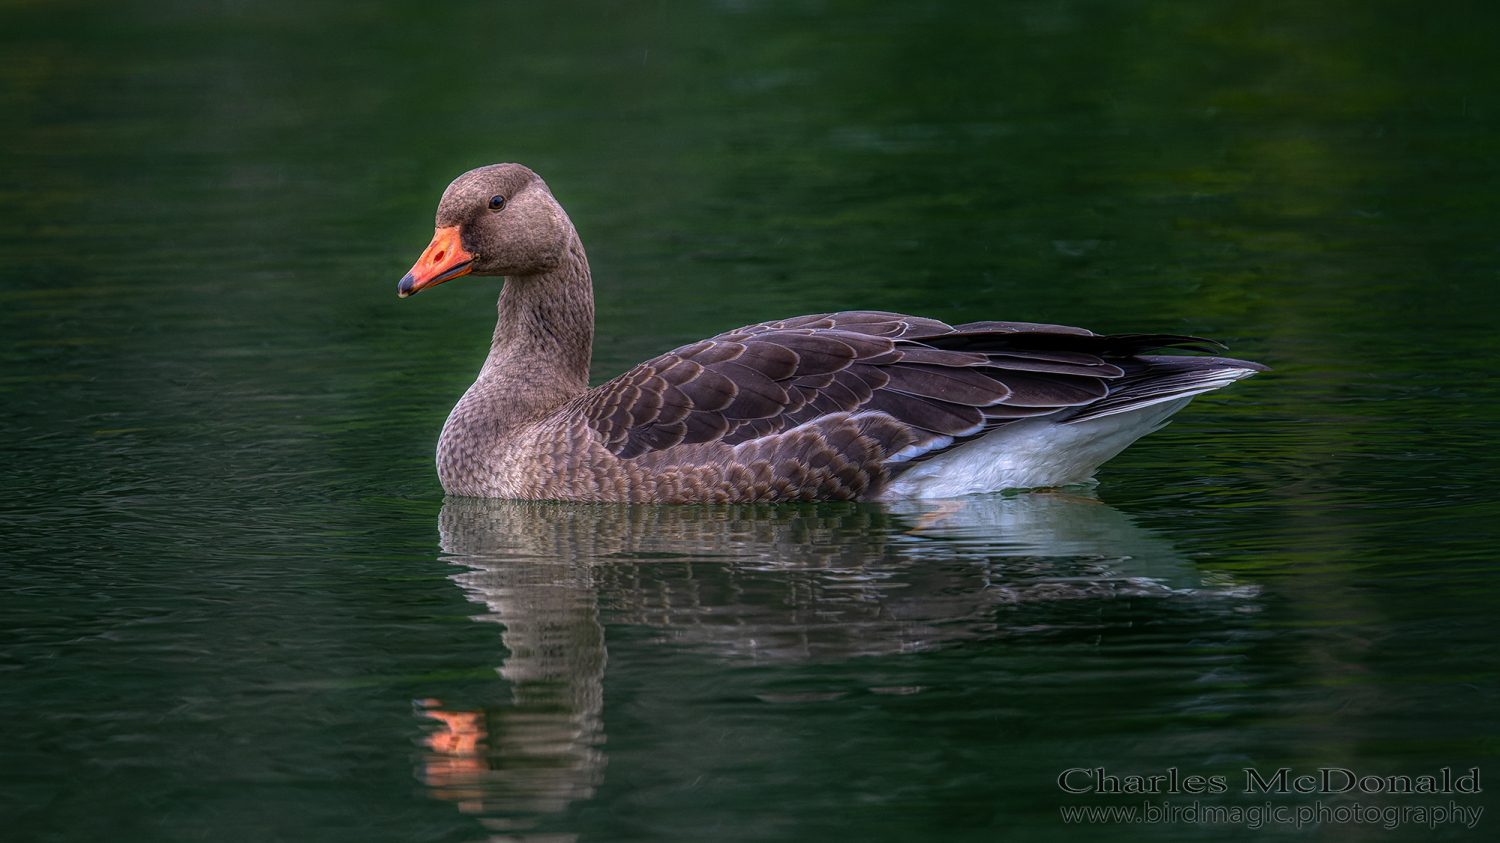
[415,494,1259,834]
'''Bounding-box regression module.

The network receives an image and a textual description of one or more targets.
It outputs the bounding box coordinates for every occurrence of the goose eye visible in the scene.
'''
[488,195,507,211]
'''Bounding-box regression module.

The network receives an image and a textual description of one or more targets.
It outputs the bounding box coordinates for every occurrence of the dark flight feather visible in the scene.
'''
[577,312,1260,470]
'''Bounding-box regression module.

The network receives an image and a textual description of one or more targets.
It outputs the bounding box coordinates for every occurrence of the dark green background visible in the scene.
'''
[3,0,1497,840]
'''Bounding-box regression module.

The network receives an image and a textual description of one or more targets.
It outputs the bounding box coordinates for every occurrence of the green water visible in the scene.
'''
[3,0,1498,840]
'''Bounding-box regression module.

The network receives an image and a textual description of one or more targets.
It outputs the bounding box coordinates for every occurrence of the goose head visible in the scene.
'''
[398,163,572,297]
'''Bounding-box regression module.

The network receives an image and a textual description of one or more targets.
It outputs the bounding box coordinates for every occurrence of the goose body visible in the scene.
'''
[399,164,1265,504]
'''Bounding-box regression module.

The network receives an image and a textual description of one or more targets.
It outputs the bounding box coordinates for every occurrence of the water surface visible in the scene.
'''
[3,1,1498,840]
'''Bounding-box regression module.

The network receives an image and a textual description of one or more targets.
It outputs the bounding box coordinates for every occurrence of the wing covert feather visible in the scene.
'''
[574,311,1246,464]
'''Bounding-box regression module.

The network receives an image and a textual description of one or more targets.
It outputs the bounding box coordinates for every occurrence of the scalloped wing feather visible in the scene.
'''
[574,313,1261,480]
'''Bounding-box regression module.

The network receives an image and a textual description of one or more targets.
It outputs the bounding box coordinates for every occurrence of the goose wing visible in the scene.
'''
[574,311,1246,462]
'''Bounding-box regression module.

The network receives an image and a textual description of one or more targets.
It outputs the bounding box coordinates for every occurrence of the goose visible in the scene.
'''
[397,163,1265,503]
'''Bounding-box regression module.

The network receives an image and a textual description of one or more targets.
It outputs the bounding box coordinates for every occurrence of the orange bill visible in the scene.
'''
[398,226,473,297]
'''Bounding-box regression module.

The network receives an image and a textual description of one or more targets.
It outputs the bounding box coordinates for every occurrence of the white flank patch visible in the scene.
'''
[886,434,955,464]
[877,396,1194,500]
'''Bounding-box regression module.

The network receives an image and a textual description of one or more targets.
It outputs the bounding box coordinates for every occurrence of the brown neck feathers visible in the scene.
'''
[473,229,595,422]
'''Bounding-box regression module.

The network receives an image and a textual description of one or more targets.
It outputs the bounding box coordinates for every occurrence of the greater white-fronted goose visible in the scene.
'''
[398,164,1265,503]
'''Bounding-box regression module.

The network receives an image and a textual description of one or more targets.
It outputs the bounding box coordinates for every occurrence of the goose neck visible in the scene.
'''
[482,232,594,399]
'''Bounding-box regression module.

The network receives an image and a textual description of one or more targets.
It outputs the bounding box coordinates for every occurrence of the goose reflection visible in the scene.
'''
[417,493,1254,834]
